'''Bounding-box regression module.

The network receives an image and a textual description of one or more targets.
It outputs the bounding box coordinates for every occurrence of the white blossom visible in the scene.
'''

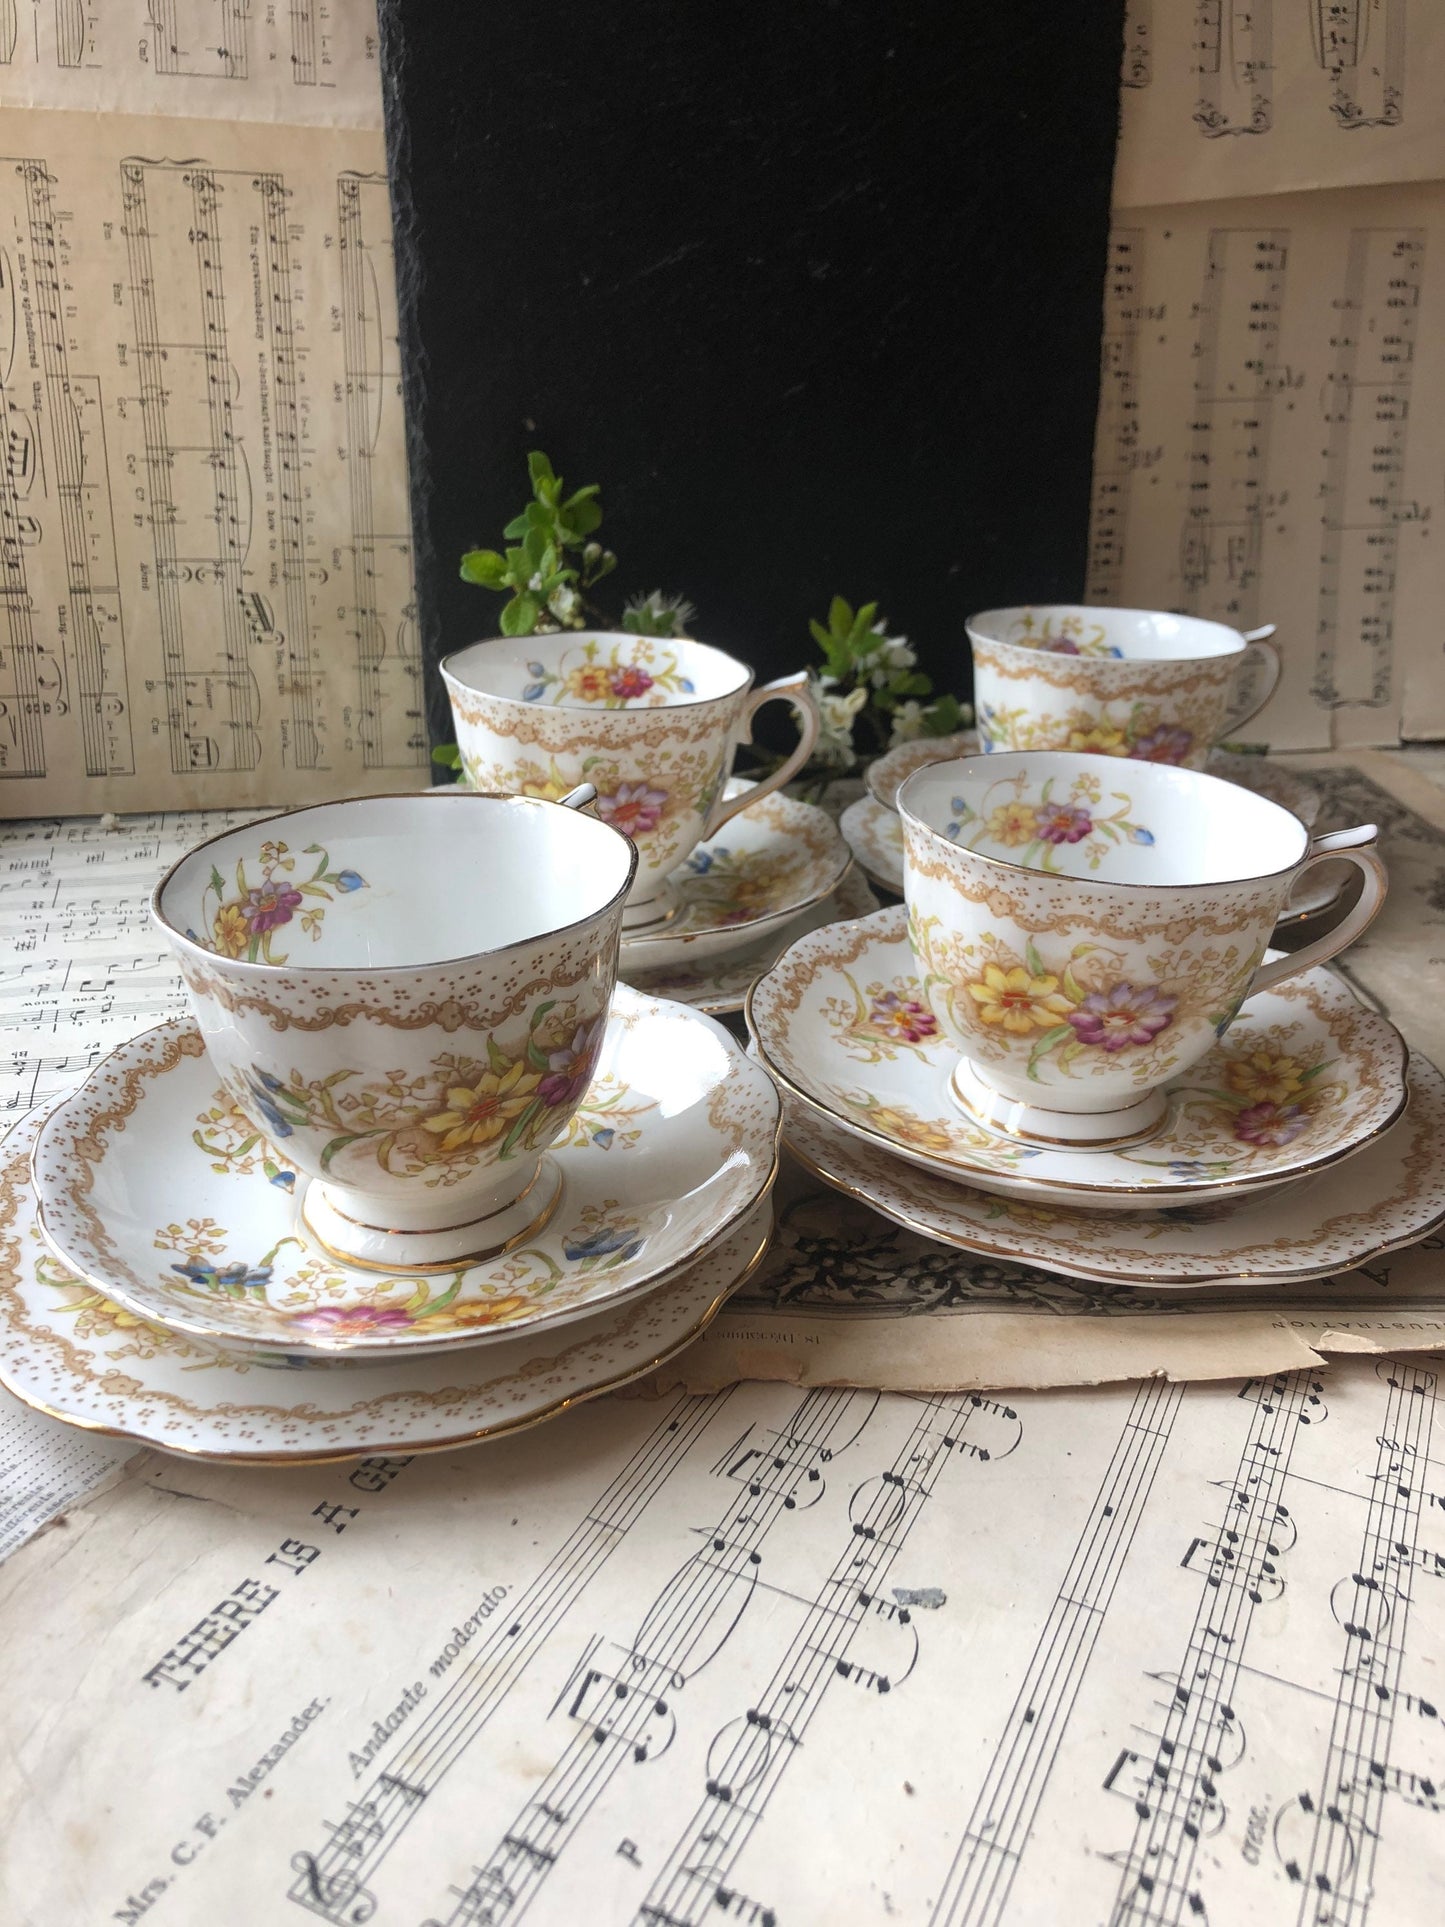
[812,678,867,768]
[888,700,929,746]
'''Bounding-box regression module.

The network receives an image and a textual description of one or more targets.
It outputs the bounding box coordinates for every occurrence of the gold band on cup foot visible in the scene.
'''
[298,1157,564,1273]
[948,1058,1168,1152]
[620,876,682,935]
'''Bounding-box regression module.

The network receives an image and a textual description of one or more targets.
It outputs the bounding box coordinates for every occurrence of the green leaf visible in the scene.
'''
[319,1132,360,1173]
[499,1097,544,1161]
[431,743,463,769]
[459,547,509,588]
[502,512,530,540]
[527,450,557,492]
[209,864,226,900]
[565,496,603,537]
[500,591,541,636]
[924,693,964,735]
[1026,1025,1074,1078]
[1024,939,1046,978]
[486,1034,511,1075]
[828,595,853,635]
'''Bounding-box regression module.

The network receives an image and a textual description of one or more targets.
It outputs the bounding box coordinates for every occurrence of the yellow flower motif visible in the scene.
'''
[565,664,614,704]
[985,802,1040,846]
[1067,724,1129,756]
[1225,1051,1306,1106]
[212,902,251,958]
[421,1062,542,1153]
[446,1294,533,1329]
[520,773,572,801]
[864,1105,956,1154]
[966,963,1074,1035]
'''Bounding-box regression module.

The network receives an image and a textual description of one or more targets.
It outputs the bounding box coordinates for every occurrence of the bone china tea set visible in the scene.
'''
[7,615,1441,1462]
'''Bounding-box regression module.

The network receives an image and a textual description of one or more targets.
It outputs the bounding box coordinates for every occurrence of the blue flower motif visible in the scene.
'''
[564,1225,644,1264]
[1128,827,1155,846]
[172,1259,274,1291]
[522,683,546,701]
[591,1127,616,1150]
[269,1169,297,1192]
[678,678,695,692]
[527,661,546,678]
[1168,1159,1213,1179]
[686,850,715,874]
[333,869,365,891]
[246,1074,293,1138]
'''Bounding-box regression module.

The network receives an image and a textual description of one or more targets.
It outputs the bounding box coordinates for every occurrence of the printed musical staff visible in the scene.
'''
[289,1392,736,1923]
[1086,229,1145,606]
[336,172,425,773]
[1312,228,1424,717]
[1122,1,1152,88]
[1311,0,1405,128]
[1180,228,1289,638]
[1108,1371,1326,1924]
[426,1389,879,1926]
[931,1381,1185,1927]
[1194,1,1274,137]
[53,0,86,69]
[149,0,249,81]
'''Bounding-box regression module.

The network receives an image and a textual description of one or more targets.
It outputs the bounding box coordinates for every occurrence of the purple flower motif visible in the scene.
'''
[1035,803,1094,845]
[1067,981,1177,1052]
[538,1019,605,1110]
[293,1304,414,1334]
[1042,637,1081,655]
[1234,1101,1310,1148]
[243,884,304,933]
[596,782,668,838]
[1131,725,1195,765]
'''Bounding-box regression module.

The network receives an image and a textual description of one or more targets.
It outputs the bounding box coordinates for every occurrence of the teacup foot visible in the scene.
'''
[300,1156,563,1273]
[621,877,681,935]
[949,1060,1168,1151]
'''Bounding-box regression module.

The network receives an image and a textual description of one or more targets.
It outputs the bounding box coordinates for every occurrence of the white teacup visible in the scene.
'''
[442,632,820,931]
[153,790,636,1270]
[899,752,1387,1148]
[968,604,1281,768]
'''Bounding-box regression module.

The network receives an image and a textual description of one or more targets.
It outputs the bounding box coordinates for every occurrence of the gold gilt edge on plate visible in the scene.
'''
[0,1111,775,1463]
[780,1061,1445,1285]
[30,1016,783,1357]
[745,911,1411,1200]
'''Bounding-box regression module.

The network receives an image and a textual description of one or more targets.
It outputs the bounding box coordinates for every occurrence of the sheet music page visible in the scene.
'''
[1115,0,1445,205]
[1,1355,1443,1926]
[1100,4,1445,749]
[0,3,426,815]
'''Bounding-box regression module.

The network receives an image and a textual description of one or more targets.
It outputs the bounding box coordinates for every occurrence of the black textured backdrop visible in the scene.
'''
[377,1,1125,751]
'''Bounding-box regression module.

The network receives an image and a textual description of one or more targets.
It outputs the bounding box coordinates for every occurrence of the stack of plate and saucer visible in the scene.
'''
[749,749,1445,1294]
[0,788,783,1465]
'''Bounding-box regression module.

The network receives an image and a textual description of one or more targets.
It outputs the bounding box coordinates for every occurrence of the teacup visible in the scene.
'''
[152,790,637,1270]
[442,632,820,931]
[898,751,1386,1148]
[967,604,1281,769]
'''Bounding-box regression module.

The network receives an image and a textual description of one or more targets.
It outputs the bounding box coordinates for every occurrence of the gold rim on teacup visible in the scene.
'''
[897,750,1387,1153]
[440,631,821,932]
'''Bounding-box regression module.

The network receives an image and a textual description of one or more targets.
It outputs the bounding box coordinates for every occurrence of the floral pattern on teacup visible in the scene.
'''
[820,971,942,1065]
[189,840,366,964]
[943,769,1154,874]
[680,842,810,929]
[909,910,1257,1089]
[218,1000,609,1190]
[1007,612,1123,658]
[977,698,1203,766]
[522,637,696,708]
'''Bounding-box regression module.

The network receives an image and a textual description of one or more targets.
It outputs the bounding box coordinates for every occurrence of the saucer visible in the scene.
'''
[1,1104,771,1460]
[783,1050,1445,1287]
[617,785,851,969]
[866,733,1321,826]
[747,906,1409,1209]
[840,794,906,893]
[623,867,879,1015]
[32,990,780,1360]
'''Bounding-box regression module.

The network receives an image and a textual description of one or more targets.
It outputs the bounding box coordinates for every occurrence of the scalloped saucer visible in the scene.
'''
[782,1052,1445,1288]
[32,989,780,1361]
[623,867,878,1015]
[2,1102,771,1461]
[616,785,852,969]
[747,906,1409,1209]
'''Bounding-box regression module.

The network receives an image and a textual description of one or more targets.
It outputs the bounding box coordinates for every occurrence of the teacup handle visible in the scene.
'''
[702,671,822,838]
[1220,626,1282,737]
[1247,826,1388,998]
[558,782,598,812]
